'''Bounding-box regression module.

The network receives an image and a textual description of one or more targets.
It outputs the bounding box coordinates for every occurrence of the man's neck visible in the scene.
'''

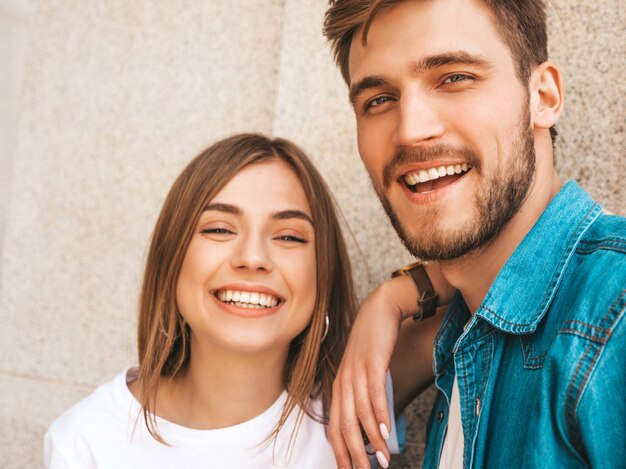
[441,169,562,314]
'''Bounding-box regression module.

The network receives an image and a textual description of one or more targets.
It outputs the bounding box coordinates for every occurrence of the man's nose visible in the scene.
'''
[230,234,274,272]
[394,92,445,148]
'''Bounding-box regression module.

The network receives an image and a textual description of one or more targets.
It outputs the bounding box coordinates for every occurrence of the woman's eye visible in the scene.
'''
[200,228,233,235]
[275,235,307,244]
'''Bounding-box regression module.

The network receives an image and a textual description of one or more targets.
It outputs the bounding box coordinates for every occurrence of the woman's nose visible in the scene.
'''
[230,235,274,272]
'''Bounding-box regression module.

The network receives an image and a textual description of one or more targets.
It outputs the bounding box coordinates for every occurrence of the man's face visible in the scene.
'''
[348,0,536,260]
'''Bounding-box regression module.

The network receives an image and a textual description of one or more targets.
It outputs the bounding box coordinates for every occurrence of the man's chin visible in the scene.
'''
[399,223,484,261]
[401,239,475,262]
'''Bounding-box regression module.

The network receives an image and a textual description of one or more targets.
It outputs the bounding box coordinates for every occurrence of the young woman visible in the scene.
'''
[44,134,357,468]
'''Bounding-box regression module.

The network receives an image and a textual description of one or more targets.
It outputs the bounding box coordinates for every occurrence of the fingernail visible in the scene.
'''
[379,422,390,440]
[376,451,389,468]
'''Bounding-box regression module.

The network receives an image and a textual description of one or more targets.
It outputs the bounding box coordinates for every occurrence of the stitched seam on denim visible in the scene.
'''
[480,337,490,397]
[521,335,545,369]
[570,346,603,454]
[479,306,523,326]
[578,238,626,249]
[579,238,626,245]
[569,298,626,452]
[525,305,621,369]
[460,352,469,433]
[434,304,459,375]
[565,340,595,448]
[468,325,496,345]
[576,245,626,255]
[563,319,610,333]
[558,328,610,343]
[598,289,626,331]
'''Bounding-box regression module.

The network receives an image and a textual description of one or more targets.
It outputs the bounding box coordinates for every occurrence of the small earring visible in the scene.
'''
[321,314,330,342]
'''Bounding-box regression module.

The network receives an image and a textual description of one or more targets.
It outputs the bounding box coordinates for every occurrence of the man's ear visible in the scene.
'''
[529,61,564,129]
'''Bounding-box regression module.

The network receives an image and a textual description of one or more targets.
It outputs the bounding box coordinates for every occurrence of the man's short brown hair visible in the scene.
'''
[323,0,555,140]
[323,0,548,85]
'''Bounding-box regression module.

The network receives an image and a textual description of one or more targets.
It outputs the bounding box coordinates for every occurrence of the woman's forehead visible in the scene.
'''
[206,159,312,217]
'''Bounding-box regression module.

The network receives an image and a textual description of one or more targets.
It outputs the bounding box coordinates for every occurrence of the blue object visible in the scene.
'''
[422,181,626,468]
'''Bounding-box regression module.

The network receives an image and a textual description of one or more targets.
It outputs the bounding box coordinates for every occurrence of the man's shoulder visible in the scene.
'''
[577,211,626,256]
[550,211,626,336]
[570,211,626,306]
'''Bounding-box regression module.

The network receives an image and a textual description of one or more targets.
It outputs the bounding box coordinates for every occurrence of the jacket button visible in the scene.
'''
[437,411,444,422]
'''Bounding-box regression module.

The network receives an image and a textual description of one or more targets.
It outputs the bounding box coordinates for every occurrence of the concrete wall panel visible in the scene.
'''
[549,0,625,213]
[0,0,286,386]
[0,374,91,469]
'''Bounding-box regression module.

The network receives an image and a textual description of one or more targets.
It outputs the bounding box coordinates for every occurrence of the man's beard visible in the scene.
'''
[372,106,536,261]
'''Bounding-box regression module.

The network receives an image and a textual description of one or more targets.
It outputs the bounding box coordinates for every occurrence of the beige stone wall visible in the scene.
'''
[0,1,623,468]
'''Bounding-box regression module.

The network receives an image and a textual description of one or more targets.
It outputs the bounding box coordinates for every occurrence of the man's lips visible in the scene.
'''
[400,162,473,194]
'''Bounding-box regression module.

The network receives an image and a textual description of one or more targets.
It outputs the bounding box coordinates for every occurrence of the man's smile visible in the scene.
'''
[400,163,473,194]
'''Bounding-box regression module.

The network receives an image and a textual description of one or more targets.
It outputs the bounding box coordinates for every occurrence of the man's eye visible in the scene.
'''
[443,74,471,84]
[365,95,392,110]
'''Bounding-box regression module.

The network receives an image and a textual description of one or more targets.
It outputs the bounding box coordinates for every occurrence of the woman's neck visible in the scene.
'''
[146,341,288,430]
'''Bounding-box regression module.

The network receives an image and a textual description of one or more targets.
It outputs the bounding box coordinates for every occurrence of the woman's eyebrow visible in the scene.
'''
[203,204,312,225]
[203,203,242,215]
[271,210,313,225]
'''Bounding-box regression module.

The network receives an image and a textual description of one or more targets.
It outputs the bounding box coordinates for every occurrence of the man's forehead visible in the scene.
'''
[347,0,510,85]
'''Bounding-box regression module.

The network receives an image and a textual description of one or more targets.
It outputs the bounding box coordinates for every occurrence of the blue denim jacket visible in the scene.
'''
[422,181,626,468]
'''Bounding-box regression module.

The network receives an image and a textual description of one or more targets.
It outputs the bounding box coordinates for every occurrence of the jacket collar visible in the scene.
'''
[475,180,602,334]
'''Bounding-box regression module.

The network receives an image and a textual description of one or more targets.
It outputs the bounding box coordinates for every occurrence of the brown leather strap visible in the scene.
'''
[392,262,439,321]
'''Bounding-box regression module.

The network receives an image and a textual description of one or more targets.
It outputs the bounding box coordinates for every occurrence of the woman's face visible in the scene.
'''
[176,159,317,355]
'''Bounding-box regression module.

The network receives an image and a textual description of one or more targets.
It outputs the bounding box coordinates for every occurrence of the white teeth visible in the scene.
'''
[217,289,280,308]
[403,163,473,187]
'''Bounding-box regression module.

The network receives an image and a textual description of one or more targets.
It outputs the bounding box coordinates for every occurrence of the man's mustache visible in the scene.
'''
[383,145,480,189]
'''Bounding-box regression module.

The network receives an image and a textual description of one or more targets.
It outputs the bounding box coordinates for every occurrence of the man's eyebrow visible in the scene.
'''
[203,203,242,215]
[349,52,491,106]
[412,51,491,74]
[271,209,313,225]
[349,76,388,106]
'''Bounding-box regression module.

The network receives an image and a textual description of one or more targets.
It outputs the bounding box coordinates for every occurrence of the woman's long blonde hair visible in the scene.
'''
[136,133,356,444]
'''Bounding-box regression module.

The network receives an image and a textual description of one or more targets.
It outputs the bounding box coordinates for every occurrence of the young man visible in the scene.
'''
[323,1,626,468]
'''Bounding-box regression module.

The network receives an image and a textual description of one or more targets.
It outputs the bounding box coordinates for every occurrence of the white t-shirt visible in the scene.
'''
[438,376,464,468]
[44,366,335,469]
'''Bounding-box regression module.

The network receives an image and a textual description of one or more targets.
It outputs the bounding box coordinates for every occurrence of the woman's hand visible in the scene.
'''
[328,263,456,469]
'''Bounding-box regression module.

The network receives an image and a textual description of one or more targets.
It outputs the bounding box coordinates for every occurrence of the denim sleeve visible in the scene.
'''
[574,302,626,467]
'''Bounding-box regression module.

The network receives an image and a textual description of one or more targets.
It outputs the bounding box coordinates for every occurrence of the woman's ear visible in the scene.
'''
[529,61,564,130]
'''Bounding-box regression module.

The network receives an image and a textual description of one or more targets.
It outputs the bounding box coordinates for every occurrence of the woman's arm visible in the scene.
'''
[328,263,456,469]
